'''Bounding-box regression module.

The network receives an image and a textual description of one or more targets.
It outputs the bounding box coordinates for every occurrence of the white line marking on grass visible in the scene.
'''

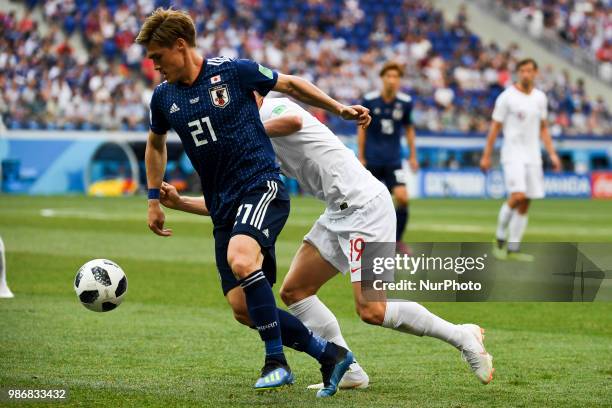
[39,208,211,222]
[409,223,612,237]
[35,210,612,237]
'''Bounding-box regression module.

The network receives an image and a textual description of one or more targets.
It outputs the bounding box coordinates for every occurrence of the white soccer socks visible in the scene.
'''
[289,295,369,389]
[382,302,494,384]
[508,213,528,252]
[288,295,349,349]
[0,236,14,298]
[382,301,463,348]
[496,202,515,241]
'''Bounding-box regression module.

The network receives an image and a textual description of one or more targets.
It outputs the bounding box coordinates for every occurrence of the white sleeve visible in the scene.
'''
[259,101,274,122]
[491,92,508,123]
[260,100,301,122]
[539,93,548,121]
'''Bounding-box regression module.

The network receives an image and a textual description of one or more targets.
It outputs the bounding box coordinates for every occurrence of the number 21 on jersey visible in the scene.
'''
[188,117,217,146]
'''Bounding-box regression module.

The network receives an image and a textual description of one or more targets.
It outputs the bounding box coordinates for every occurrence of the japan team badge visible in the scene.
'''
[210,84,230,108]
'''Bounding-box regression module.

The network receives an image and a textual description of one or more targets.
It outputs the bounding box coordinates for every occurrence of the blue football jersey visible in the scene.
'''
[361,91,413,167]
[149,57,281,225]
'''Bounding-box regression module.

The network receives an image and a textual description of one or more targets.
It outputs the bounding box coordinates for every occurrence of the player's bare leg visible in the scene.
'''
[507,197,533,260]
[227,234,294,389]
[280,242,369,389]
[494,193,519,258]
[352,282,494,384]
[0,236,14,299]
[392,185,411,254]
[227,238,355,396]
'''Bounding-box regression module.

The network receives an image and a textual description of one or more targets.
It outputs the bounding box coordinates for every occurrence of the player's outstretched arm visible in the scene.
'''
[540,120,562,172]
[480,121,502,172]
[263,115,303,138]
[146,130,172,237]
[160,182,210,216]
[273,74,371,128]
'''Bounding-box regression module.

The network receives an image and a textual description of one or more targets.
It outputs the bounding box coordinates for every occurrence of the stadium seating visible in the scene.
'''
[499,0,611,63]
[0,0,610,135]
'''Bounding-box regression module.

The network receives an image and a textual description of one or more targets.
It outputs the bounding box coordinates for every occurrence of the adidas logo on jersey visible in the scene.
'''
[262,229,270,238]
[169,103,180,114]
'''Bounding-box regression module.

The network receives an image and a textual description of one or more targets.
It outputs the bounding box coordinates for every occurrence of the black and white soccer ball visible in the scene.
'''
[74,259,127,312]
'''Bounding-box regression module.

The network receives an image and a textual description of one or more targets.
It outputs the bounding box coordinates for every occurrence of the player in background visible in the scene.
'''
[0,236,14,298]
[137,8,370,397]
[358,61,418,253]
[480,58,561,261]
[160,94,495,387]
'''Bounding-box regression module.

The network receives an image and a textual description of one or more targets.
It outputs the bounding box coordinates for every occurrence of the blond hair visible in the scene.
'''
[135,8,196,48]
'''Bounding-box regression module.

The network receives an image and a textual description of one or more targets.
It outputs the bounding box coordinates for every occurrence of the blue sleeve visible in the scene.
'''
[149,87,170,135]
[235,59,278,96]
[403,101,413,126]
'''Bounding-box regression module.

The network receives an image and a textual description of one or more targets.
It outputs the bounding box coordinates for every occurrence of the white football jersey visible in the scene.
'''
[492,86,548,165]
[259,98,386,216]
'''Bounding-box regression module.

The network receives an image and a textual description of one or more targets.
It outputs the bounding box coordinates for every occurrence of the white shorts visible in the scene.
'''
[304,191,396,282]
[502,161,545,199]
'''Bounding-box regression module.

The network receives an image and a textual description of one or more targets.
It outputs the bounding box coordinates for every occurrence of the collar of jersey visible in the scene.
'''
[176,59,207,88]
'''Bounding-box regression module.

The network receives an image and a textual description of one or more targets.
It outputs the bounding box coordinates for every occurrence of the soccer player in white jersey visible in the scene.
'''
[160,94,495,388]
[481,58,561,260]
[0,235,14,298]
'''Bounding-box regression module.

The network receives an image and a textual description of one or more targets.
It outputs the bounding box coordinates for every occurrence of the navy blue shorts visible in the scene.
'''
[366,164,406,190]
[213,179,290,296]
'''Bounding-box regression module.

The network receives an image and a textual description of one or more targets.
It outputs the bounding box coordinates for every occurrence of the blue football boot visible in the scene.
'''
[254,358,294,391]
[316,348,354,398]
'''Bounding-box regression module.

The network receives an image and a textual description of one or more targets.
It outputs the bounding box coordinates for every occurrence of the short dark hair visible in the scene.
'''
[516,58,538,71]
[379,61,404,77]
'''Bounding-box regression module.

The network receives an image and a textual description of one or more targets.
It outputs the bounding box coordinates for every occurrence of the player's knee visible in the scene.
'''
[279,282,311,306]
[279,283,296,306]
[356,302,385,326]
[393,190,408,207]
[511,192,527,203]
[394,196,408,208]
[227,251,258,279]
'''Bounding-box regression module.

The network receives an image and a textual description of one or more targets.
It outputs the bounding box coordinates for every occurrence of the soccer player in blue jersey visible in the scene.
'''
[135,8,370,397]
[358,61,418,252]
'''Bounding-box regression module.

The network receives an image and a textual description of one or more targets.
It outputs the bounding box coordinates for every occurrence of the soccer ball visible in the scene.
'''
[74,259,127,312]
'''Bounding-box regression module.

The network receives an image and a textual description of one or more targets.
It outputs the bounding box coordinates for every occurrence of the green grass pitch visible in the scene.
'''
[1,195,611,407]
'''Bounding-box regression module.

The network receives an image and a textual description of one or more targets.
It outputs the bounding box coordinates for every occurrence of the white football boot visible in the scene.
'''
[459,324,494,384]
[307,361,369,390]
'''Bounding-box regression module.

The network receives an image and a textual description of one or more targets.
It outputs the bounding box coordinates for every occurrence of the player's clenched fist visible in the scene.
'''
[148,201,172,237]
[160,182,181,210]
[340,105,371,128]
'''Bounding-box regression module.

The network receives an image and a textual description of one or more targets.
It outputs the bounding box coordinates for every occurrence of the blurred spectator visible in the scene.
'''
[501,0,612,84]
[0,1,610,135]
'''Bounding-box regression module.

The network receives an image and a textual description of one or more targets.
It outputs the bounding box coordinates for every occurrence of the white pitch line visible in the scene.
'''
[34,209,612,237]
[409,223,612,237]
[39,208,210,223]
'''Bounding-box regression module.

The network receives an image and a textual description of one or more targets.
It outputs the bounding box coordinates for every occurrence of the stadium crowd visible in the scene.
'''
[1,0,610,136]
[499,0,611,63]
